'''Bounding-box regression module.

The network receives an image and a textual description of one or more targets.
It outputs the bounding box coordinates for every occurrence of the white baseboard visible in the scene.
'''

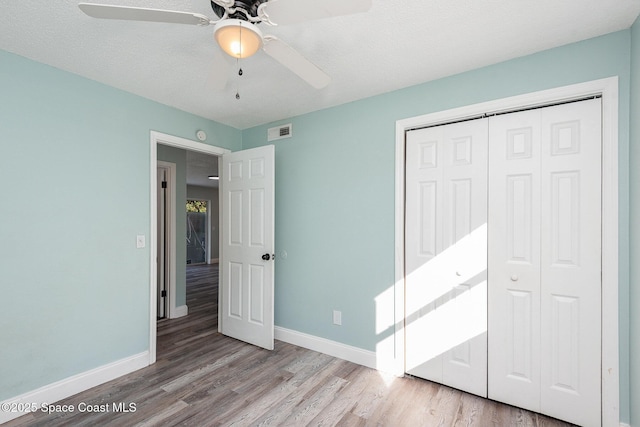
[274,326,377,371]
[0,351,149,424]
[620,423,630,427]
[171,305,188,318]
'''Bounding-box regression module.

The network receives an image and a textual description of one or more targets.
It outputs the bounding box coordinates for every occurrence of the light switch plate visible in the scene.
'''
[136,235,145,248]
[333,310,342,326]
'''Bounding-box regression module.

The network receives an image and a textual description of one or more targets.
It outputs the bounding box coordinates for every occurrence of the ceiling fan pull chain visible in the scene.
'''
[235,60,241,100]
[236,22,243,101]
[235,53,242,100]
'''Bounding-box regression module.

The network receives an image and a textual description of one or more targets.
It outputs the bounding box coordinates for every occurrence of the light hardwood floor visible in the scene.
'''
[7,264,574,426]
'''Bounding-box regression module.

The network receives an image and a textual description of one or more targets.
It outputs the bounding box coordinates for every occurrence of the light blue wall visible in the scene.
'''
[0,49,241,401]
[242,30,633,422]
[629,15,640,427]
[157,145,187,306]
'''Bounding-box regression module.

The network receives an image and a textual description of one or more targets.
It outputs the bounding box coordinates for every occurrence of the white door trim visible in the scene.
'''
[394,77,619,426]
[149,131,231,364]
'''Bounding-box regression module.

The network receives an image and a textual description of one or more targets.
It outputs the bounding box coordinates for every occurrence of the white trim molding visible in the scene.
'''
[395,77,619,427]
[149,131,231,365]
[0,352,149,424]
[275,327,377,371]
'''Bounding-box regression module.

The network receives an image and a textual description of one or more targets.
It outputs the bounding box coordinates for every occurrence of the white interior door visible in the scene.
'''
[405,118,488,397]
[157,167,168,319]
[488,99,601,426]
[220,145,275,350]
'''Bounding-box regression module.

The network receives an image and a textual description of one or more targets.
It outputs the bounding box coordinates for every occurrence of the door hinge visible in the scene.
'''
[161,290,167,297]
[161,181,167,189]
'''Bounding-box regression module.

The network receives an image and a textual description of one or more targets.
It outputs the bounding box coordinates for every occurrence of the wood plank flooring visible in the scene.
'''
[7,264,574,426]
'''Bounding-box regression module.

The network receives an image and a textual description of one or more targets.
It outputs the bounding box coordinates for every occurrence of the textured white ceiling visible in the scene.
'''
[1,0,639,130]
[186,150,219,188]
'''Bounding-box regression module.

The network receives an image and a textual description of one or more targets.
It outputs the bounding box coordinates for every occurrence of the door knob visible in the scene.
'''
[262,253,271,261]
[511,275,519,281]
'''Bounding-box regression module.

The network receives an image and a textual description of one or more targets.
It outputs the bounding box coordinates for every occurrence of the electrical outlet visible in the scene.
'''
[333,310,342,326]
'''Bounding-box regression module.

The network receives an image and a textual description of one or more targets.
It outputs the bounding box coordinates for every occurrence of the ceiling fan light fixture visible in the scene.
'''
[214,19,263,59]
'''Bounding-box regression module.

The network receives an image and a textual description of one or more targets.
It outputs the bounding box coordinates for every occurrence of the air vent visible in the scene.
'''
[267,123,292,141]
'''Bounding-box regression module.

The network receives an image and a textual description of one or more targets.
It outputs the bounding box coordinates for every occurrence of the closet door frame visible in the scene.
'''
[394,77,619,426]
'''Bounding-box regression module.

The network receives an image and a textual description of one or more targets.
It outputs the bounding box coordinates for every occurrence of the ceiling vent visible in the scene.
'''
[267,123,292,141]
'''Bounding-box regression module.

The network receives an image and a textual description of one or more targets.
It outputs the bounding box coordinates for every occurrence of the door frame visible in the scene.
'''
[149,131,230,364]
[394,77,619,426]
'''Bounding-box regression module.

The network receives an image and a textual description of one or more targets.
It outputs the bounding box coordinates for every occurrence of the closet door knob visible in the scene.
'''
[510,275,519,281]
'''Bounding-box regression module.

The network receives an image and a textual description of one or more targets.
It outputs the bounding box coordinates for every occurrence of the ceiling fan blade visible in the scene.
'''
[260,0,371,25]
[78,3,211,26]
[262,36,330,89]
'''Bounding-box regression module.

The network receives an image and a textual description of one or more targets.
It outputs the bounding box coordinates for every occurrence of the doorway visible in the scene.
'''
[149,132,231,364]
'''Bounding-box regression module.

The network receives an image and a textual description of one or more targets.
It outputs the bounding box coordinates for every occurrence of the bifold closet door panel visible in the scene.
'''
[539,99,601,426]
[488,109,543,413]
[488,98,602,427]
[406,124,445,383]
[405,119,488,397]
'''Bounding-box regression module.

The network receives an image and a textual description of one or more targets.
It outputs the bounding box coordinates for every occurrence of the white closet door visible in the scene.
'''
[539,99,601,426]
[488,99,601,426]
[488,109,543,411]
[405,119,488,397]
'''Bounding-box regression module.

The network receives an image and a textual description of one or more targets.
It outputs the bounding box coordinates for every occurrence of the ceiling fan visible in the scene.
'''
[78,0,372,90]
